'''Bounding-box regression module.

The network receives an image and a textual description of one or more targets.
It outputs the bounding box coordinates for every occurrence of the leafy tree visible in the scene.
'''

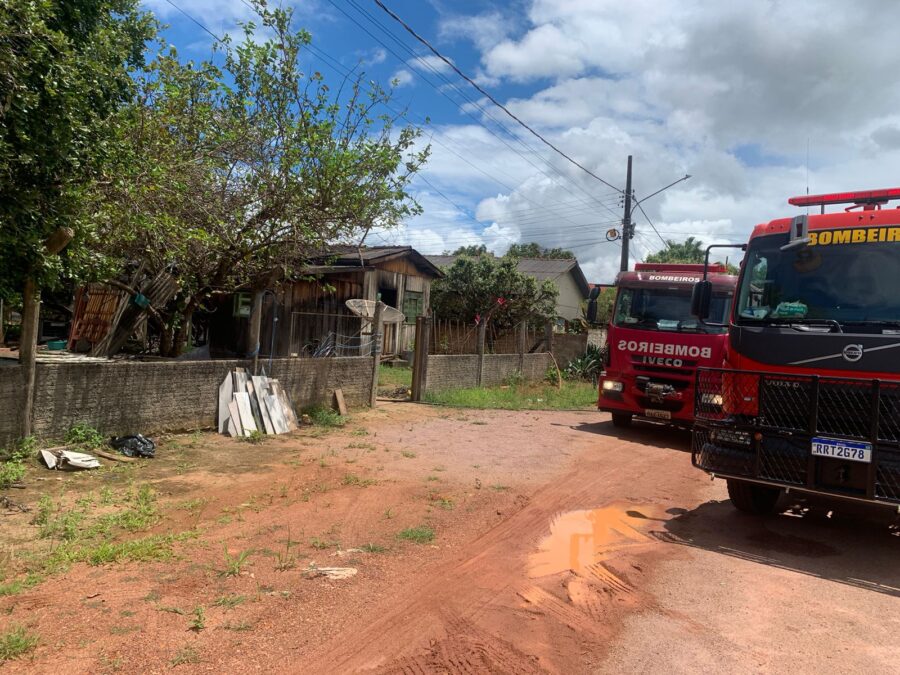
[645,237,705,265]
[92,2,429,355]
[645,237,739,274]
[0,0,155,301]
[430,254,558,328]
[506,242,574,259]
[447,244,489,256]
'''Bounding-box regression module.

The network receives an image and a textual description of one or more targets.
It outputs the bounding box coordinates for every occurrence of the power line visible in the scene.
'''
[372,0,622,194]
[163,0,225,43]
[635,201,668,247]
[327,0,621,222]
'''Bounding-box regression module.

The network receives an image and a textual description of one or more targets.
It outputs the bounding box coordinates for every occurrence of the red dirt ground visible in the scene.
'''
[1,403,898,673]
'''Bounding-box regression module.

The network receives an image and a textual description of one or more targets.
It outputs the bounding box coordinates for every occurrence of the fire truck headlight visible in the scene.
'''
[602,380,623,393]
[701,393,723,406]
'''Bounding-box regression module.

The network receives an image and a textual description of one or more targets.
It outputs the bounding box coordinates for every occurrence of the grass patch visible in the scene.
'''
[0,436,33,489]
[400,450,416,459]
[342,473,376,487]
[397,525,435,544]
[223,621,253,632]
[0,574,41,597]
[214,594,246,609]
[170,645,201,666]
[378,364,412,388]
[423,381,597,410]
[305,406,347,428]
[359,543,388,553]
[0,625,38,662]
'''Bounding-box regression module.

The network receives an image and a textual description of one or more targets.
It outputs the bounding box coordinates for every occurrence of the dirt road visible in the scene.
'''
[2,403,898,673]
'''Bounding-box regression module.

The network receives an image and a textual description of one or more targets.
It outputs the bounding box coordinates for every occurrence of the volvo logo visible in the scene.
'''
[842,344,864,363]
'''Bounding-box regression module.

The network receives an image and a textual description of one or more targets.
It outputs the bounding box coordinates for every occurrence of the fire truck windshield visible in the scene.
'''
[615,286,730,333]
[736,231,900,326]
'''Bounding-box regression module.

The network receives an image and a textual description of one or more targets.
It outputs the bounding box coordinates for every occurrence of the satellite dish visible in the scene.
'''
[345,299,405,324]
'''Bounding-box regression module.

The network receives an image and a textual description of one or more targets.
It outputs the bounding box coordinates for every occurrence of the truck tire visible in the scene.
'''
[611,412,632,428]
[726,478,781,516]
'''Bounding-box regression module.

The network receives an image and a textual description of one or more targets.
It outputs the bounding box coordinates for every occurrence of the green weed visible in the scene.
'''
[170,645,201,666]
[397,525,435,544]
[220,546,252,577]
[64,422,105,449]
[305,406,346,428]
[360,543,388,553]
[309,537,337,550]
[0,625,38,661]
[188,606,206,632]
[213,594,246,610]
[240,430,265,445]
[401,450,416,459]
[342,473,376,487]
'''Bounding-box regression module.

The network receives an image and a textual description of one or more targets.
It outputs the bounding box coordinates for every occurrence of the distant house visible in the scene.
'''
[426,255,591,323]
[209,246,442,359]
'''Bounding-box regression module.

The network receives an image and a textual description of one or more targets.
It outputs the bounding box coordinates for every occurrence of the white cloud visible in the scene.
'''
[392,0,900,282]
[408,54,454,75]
[390,69,415,87]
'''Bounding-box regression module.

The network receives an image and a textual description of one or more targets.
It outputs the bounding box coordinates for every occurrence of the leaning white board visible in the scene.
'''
[251,376,275,434]
[217,372,233,434]
[234,392,258,434]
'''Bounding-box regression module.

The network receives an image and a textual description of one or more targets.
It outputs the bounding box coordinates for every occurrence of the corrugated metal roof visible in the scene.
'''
[313,246,443,277]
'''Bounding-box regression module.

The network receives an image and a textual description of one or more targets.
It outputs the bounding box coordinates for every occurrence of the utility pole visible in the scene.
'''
[619,155,633,272]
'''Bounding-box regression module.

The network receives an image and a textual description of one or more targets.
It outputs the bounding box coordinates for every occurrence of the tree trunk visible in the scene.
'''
[159,321,175,357]
[172,306,195,357]
[19,278,41,438]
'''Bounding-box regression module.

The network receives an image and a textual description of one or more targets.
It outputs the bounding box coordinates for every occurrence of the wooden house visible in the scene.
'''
[208,246,442,359]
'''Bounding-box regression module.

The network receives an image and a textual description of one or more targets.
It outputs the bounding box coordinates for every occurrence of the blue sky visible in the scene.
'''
[144,1,900,282]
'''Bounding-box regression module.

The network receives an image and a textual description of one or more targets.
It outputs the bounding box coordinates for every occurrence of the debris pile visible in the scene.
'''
[218,368,299,437]
[39,448,101,471]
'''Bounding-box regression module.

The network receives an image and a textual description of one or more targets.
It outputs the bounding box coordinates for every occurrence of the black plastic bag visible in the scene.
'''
[109,434,156,458]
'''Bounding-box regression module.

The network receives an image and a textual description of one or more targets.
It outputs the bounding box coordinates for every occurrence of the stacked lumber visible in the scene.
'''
[218,368,299,437]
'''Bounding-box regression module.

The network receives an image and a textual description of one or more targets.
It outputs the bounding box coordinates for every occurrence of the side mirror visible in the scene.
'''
[691,280,712,319]
[586,299,598,324]
[588,286,601,301]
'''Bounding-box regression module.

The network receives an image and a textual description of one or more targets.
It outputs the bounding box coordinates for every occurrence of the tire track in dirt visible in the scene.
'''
[298,429,708,674]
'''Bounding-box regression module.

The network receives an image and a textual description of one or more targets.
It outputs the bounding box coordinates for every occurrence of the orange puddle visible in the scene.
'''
[529,503,663,578]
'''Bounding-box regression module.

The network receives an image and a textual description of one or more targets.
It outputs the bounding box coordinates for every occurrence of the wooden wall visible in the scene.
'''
[208,260,434,358]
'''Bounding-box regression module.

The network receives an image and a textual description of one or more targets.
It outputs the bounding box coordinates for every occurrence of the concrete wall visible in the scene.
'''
[423,353,551,393]
[552,333,588,367]
[0,357,373,447]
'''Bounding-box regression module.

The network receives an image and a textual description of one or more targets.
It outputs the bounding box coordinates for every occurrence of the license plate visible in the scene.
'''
[811,437,872,464]
[644,409,671,420]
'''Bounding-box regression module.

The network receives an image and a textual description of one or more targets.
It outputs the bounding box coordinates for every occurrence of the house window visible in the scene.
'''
[233,293,252,318]
[402,291,423,324]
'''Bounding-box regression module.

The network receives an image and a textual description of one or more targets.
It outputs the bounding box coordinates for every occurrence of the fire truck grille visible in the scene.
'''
[875,451,900,501]
[696,369,900,443]
[759,438,807,485]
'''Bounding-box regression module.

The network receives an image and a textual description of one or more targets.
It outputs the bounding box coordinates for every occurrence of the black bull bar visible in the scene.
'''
[692,367,900,506]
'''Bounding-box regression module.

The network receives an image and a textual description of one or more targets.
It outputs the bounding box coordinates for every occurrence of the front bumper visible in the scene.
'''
[693,368,900,506]
[599,372,695,422]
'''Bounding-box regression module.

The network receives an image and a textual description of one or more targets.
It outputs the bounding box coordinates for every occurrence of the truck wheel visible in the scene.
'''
[726,479,781,515]
[611,412,632,428]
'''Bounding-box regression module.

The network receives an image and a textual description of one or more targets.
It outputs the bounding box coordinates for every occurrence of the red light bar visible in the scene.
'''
[788,187,900,207]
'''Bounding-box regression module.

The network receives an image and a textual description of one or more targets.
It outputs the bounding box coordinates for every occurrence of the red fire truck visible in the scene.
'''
[692,188,900,514]
[598,263,737,427]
